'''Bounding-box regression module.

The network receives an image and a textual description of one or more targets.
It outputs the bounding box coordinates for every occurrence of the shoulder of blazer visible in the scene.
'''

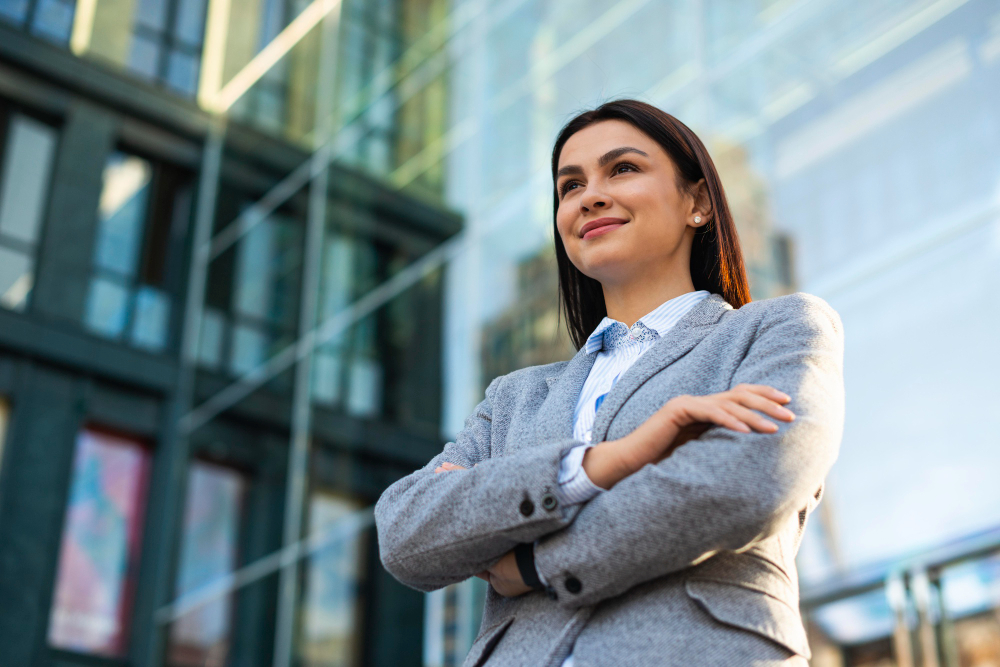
[729,291,844,344]
[486,358,573,399]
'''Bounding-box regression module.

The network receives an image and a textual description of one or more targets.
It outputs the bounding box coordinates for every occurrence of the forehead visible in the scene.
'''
[557,119,661,168]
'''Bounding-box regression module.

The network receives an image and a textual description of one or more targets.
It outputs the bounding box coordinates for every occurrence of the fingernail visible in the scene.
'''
[778,407,795,418]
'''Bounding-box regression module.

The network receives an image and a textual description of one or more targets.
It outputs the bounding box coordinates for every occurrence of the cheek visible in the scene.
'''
[555,207,575,241]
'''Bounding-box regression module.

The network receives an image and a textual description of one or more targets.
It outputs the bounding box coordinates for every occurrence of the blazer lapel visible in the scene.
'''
[590,294,733,444]
[535,345,598,444]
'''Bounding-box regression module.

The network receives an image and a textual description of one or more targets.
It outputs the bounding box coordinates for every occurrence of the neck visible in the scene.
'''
[601,268,697,327]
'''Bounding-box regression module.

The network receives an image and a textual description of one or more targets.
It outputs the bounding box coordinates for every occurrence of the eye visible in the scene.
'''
[559,180,580,197]
[612,161,638,175]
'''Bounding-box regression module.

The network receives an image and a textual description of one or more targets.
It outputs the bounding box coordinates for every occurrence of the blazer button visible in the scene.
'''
[519,499,535,517]
[565,577,582,594]
[541,493,558,511]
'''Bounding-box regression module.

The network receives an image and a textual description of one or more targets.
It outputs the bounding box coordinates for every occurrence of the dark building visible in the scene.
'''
[0,1,457,666]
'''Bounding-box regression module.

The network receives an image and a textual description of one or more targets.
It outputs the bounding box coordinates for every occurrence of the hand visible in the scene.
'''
[432,466,531,597]
[480,550,532,597]
[583,384,795,490]
[434,461,467,473]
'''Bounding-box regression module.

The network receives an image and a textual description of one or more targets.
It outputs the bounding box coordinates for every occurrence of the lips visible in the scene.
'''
[580,217,628,239]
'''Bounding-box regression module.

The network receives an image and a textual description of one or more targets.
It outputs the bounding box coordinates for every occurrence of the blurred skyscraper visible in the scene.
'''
[0,1,456,666]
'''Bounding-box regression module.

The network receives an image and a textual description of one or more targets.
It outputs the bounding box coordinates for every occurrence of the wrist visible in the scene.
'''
[582,438,639,490]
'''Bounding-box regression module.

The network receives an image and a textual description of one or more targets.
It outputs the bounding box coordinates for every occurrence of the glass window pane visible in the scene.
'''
[301,493,365,667]
[48,428,151,656]
[173,0,207,47]
[311,349,343,406]
[346,356,381,418]
[0,245,33,311]
[165,50,200,97]
[230,323,268,377]
[0,114,58,245]
[134,0,167,31]
[128,34,162,80]
[130,285,170,352]
[30,0,74,43]
[233,215,302,328]
[95,153,152,277]
[84,275,131,339]
[0,0,29,24]
[168,462,245,667]
[197,308,227,370]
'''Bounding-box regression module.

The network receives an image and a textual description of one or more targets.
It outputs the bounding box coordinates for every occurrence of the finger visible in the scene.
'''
[693,405,750,433]
[734,383,791,404]
[723,403,779,432]
[475,572,490,581]
[731,391,795,421]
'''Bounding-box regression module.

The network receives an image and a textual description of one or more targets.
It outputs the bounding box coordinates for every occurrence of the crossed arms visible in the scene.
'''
[374,296,845,608]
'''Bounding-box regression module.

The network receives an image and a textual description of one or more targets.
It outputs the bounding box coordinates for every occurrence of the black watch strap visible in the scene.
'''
[513,542,543,590]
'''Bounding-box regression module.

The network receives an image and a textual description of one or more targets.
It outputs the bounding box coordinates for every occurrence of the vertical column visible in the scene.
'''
[31,101,117,323]
[0,364,86,665]
[887,572,915,667]
[133,118,227,667]
[932,574,961,667]
[911,569,941,667]
[272,5,341,666]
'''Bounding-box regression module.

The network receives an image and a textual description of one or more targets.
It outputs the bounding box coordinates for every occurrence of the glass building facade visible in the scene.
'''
[0,0,455,666]
[1,0,999,666]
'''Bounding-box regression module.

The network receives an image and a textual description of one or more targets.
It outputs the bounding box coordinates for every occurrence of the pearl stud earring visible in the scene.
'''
[694,216,702,224]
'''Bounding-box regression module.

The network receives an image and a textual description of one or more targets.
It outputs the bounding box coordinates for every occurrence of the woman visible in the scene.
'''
[375,99,844,666]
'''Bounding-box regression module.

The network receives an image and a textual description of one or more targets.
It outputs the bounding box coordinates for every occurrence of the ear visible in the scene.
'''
[686,178,713,228]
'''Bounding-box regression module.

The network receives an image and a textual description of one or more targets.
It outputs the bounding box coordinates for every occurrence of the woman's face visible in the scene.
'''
[555,119,703,286]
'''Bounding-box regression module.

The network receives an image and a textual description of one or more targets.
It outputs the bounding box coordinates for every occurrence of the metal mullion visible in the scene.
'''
[272,4,339,665]
[157,0,182,84]
[134,117,227,667]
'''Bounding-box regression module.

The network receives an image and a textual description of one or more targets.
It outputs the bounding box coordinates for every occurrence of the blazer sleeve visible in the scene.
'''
[374,374,585,592]
[532,293,845,608]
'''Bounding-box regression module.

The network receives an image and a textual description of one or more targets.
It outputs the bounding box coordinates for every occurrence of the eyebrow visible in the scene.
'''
[556,146,649,178]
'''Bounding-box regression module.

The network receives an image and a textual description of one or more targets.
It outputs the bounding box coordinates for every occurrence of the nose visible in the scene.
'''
[580,189,610,212]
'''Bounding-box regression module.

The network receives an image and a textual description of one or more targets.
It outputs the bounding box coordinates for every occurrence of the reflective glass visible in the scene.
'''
[134,0,168,31]
[0,246,33,311]
[84,276,131,339]
[197,307,227,370]
[30,0,74,43]
[300,493,365,667]
[0,115,58,245]
[173,0,206,47]
[128,34,162,80]
[94,153,152,278]
[0,0,29,24]
[48,428,151,656]
[232,214,302,328]
[130,285,170,352]
[168,462,245,667]
[229,323,268,377]
[165,50,199,97]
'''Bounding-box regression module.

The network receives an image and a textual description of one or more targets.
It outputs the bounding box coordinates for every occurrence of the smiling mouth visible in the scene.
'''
[580,217,628,240]
[582,223,625,240]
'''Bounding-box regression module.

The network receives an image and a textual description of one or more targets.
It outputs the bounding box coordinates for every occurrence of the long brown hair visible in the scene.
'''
[552,99,751,349]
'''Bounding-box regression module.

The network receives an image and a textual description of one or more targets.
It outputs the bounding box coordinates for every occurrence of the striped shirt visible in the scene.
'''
[556,290,711,505]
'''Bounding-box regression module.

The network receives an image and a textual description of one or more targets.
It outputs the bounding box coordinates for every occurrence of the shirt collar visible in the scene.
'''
[583,290,711,354]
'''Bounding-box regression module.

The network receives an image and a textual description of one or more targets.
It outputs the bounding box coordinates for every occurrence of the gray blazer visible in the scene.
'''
[375,292,845,667]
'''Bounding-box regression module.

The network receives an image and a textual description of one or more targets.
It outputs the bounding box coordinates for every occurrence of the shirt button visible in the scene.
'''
[519,499,535,517]
[565,577,582,594]
[541,493,558,511]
